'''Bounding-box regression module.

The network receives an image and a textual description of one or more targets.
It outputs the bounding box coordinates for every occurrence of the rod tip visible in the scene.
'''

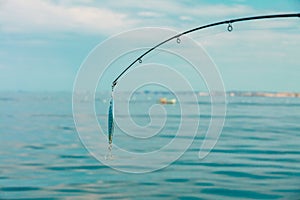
[112,81,117,90]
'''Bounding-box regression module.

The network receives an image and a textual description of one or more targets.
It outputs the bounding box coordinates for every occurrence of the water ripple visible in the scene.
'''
[0,186,41,192]
[165,178,190,183]
[201,188,282,199]
[59,155,89,159]
[23,145,45,150]
[45,165,108,171]
[178,196,205,200]
[213,170,280,180]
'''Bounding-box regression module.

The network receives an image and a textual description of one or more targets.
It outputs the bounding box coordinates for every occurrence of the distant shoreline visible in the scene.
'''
[141,91,300,98]
[198,91,300,98]
[2,91,300,98]
[227,91,300,98]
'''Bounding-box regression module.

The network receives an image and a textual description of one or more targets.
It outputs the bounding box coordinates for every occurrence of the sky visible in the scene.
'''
[0,0,300,92]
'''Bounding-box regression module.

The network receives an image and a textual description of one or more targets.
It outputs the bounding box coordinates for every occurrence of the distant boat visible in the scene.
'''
[159,98,176,104]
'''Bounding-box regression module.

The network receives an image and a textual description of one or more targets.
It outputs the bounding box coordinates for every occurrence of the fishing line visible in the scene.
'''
[106,13,300,147]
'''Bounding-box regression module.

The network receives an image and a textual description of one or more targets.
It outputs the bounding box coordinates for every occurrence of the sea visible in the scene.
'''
[1,91,300,199]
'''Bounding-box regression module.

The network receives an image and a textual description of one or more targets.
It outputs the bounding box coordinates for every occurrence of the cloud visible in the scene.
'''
[0,0,257,35]
[138,11,163,18]
[110,1,254,17]
[195,28,300,68]
[179,16,193,21]
[0,0,137,34]
[188,4,254,17]
[99,1,255,28]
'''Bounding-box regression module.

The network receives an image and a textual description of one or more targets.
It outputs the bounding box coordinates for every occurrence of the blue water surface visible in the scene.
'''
[0,91,300,199]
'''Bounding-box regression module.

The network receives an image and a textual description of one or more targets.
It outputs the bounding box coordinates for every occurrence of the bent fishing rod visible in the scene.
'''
[107,13,300,146]
[111,13,299,91]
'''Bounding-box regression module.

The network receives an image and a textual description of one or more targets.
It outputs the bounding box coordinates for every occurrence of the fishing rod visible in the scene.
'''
[107,13,300,147]
[111,13,300,91]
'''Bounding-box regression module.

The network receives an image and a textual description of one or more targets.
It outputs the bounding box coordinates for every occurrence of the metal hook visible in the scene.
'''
[227,23,233,32]
[176,37,181,44]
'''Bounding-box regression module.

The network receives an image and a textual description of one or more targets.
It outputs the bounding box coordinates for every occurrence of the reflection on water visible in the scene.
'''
[0,92,300,199]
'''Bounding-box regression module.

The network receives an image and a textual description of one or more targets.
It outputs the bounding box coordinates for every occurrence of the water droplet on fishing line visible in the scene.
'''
[138,59,142,63]
[177,37,181,44]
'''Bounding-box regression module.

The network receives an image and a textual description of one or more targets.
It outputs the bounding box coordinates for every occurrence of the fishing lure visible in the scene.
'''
[107,13,300,145]
[108,95,114,145]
